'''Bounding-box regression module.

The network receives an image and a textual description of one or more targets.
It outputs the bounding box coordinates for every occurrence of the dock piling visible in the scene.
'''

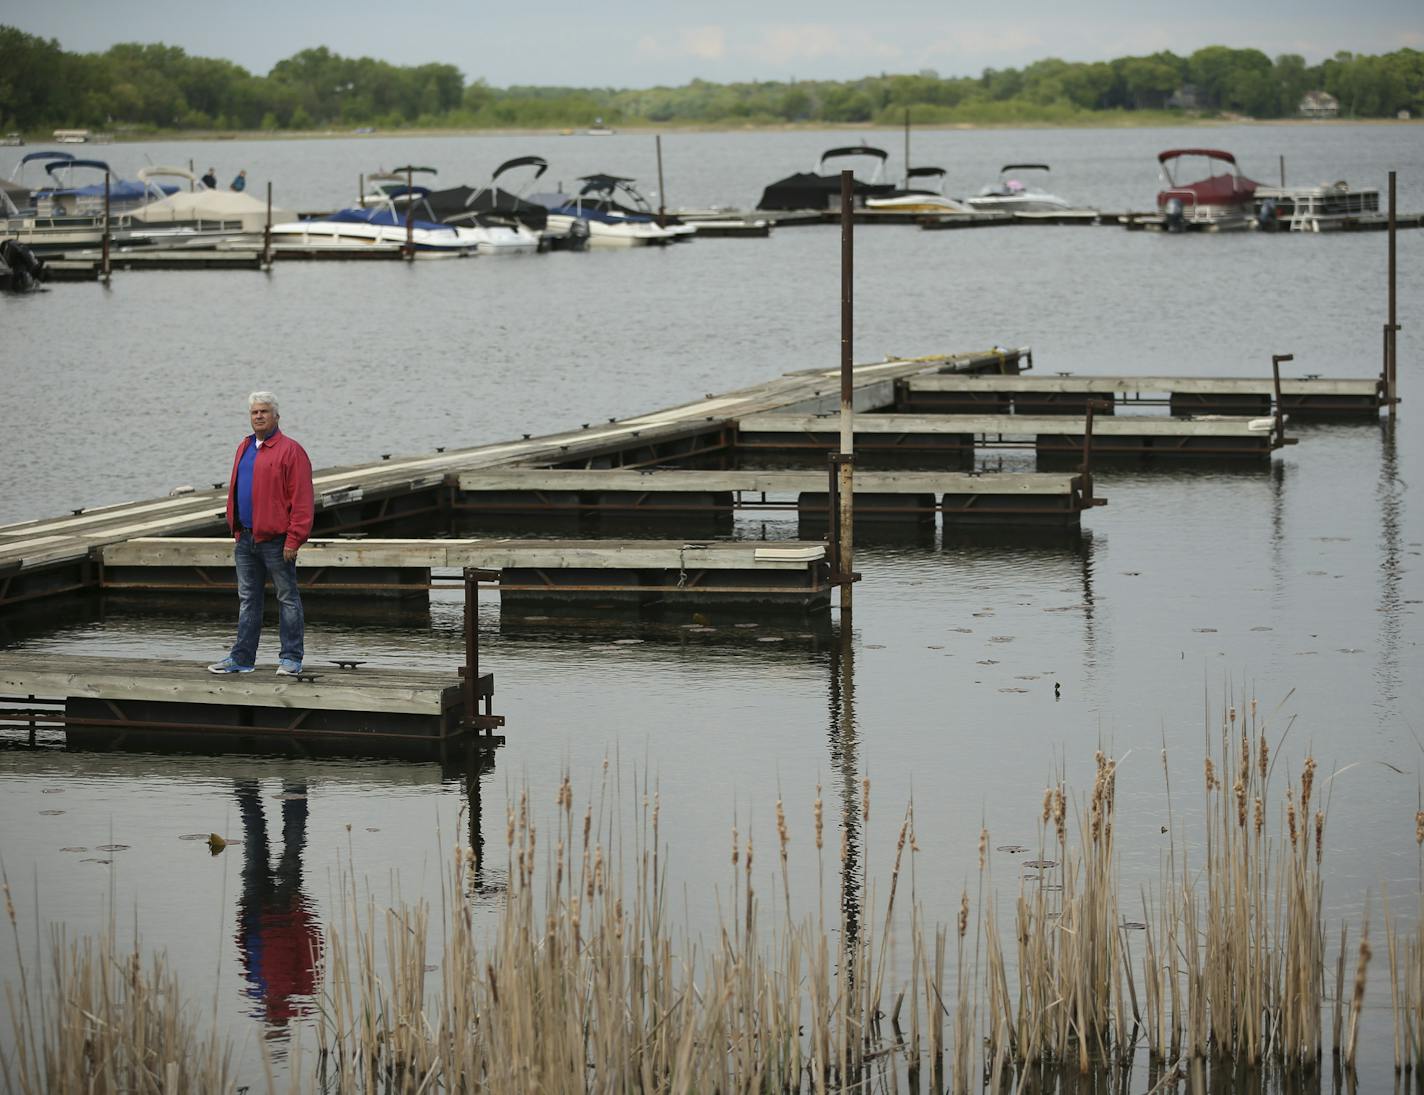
[99,170,110,281]
[1272,353,1294,447]
[838,169,856,612]
[1387,170,1398,417]
[656,135,667,228]
[262,182,273,270]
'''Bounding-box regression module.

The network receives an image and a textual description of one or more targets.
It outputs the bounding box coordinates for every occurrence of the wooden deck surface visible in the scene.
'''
[455,468,1083,495]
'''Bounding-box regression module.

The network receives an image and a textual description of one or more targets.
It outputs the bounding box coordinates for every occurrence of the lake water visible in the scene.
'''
[2,123,1422,1090]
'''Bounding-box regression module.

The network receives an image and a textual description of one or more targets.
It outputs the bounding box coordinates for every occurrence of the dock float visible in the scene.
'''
[734,412,1289,460]
[97,537,833,611]
[49,250,265,272]
[0,653,500,758]
[896,373,1388,418]
[452,468,1099,526]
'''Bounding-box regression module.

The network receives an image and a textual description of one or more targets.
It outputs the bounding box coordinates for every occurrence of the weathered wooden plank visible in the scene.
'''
[908,375,1379,396]
[99,537,827,571]
[737,412,1276,437]
[0,653,463,715]
[455,469,1081,495]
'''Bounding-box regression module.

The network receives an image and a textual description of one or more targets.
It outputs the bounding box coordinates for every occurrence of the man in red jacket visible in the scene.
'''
[208,392,314,675]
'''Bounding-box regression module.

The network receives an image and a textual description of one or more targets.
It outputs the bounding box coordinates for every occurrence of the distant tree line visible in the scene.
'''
[2,26,1420,134]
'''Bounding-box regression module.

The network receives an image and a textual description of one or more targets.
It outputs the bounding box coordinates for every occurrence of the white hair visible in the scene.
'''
[248,391,279,414]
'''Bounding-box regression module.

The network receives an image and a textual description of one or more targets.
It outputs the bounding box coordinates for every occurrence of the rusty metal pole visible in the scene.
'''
[904,108,910,184]
[404,165,415,261]
[1279,154,1285,187]
[263,181,273,269]
[101,172,112,283]
[837,168,855,614]
[656,134,667,228]
[1388,170,1398,417]
[463,567,479,726]
[1080,403,1096,508]
[1272,353,1293,448]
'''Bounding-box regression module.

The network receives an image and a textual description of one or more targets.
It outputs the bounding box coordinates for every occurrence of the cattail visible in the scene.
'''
[746,836,754,876]
[978,827,988,872]
[1251,697,1258,718]
[1042,787,1053,824]
[776,799,789,862]
[1240,732,1251,785]
[1254,796,1264,836]
[731,824,739,865]
[1235,777,1247,828]
[3,882,13,926]
[1229,705,1237,726]
[1414,810,1424,845]
[959,891,970,938]
[1053,786,1066,845]
[582,807,592,850]
[506,806,515,848]
[1204,757,1218,792]
[1301,756,1317,813]
[1315,811,1324,863]
[814,788,824,850]
[1287,790,1298,848]
[1259,733,1269,781]
[863,778,871,822]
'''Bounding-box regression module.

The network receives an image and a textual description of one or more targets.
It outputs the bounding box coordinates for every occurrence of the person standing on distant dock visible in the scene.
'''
[231,169,247,192]
[201,166,218,189]
[208,392,313,676]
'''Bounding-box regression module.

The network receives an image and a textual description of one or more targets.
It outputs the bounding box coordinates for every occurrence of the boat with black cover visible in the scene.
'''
[757,146,897,211]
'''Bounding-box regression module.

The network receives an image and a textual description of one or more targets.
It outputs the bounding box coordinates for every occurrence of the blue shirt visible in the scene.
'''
[236,436,258,527]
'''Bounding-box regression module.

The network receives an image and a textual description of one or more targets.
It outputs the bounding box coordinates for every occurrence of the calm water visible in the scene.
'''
[2,124,1422,1090]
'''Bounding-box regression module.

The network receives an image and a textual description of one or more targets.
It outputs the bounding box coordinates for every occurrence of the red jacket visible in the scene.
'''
[225,430,314,552]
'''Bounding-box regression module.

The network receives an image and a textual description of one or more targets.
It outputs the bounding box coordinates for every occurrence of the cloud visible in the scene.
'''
[636,25,727,62]
[740,23,902,67]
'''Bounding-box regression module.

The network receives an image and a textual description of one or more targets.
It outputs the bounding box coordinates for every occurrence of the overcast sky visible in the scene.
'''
[8,0,1422,87]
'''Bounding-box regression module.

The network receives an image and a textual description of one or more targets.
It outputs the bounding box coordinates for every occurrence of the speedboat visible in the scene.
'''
[757,146,898,211]
[376,166,542,254]
[1156,149,1260,231]
[865,167,974,214]
[965,165,1073,214]
[264,197,481,257]
[529,174,692,247]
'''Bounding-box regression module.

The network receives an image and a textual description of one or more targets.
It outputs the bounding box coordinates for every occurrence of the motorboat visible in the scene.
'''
[374,166,541,254]
[384,159,549,253]
[529,174,692,247]
[965,164,1073,214]
[30,156,177,217]
[129,165,296,235]
[263,196,482,256]
[1252,181,1380,232]
[757,146,898,211]
[865,167,974,214]
[1156,149,1260,231]
[586,118,615,136]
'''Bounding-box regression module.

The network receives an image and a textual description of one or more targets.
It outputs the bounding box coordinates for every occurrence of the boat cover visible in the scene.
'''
[131,190,296,232]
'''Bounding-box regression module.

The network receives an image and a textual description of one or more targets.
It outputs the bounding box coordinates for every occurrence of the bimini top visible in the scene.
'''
[578,174,636,192]
[906,166,947,179]
[819,146,888,171]
[1000,163,1050,173]
[1158,149,1237,165]
[492,156,548,182]
[20,150,75,167]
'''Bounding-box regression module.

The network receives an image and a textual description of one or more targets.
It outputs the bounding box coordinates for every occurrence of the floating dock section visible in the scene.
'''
[0,653,500,759]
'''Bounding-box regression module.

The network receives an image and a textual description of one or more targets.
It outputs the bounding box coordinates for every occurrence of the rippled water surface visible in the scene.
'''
[2,124,1422,1089]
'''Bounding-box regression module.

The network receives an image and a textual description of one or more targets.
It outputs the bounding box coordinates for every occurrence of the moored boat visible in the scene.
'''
[866,167,974,214]
[1156,149,1260,231]
[1253,181,1381,232]
[757,146,898,211]
[965,164,1074,214]
[530,174,691,247]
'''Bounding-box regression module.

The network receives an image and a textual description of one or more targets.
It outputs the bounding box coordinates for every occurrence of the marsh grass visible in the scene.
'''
[4,697,1419,1092]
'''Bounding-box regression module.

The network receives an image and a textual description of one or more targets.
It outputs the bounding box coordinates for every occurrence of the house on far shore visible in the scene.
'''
[1298,91,1339,118]
[1166,84,1200,110]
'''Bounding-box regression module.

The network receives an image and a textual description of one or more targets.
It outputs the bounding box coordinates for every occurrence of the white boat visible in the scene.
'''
[263,199,481,257]
[375,168,542,255]
[965,164,1075,214]
[1253,182,1381,232]
[586,118,615,136]
[866,167,974,214]
[530,175,692,247]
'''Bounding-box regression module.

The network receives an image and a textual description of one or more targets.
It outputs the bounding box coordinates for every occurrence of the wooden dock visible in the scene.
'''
[0,347,1031,609]
[452,468,1099,525]
[0,652,500,758]
[898,373,1389,417]
[734,411,1288,459]
[97,537,833,610]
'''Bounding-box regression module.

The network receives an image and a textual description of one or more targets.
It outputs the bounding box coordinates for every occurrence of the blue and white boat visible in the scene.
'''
[529,174,691,247]
[264,197,481,256]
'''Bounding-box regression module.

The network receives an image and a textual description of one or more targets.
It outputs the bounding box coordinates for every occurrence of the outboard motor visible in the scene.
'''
[1163,197,1185,233]
[0,239,48,292]
[1256,198,1277,231]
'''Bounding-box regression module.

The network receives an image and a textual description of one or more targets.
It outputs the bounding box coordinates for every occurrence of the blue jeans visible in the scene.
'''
[230,532,304,666]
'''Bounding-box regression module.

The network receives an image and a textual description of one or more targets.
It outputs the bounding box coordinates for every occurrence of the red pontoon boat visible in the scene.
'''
[1156,149,1261,231]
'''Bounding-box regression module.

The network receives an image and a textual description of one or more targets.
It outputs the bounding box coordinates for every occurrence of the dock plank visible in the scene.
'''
[737,412,1277,437]
[455,469,1082,495]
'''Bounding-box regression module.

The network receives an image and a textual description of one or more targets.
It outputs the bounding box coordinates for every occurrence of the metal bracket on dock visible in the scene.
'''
[460,567,504,733]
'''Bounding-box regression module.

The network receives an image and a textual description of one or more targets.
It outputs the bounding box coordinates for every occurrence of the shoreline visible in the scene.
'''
[13,116,1417,145]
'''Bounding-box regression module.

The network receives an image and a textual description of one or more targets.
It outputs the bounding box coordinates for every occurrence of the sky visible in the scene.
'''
[6,0,1422,87]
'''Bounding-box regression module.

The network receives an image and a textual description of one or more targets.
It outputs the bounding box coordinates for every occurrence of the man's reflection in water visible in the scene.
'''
[234,779,323,1034]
